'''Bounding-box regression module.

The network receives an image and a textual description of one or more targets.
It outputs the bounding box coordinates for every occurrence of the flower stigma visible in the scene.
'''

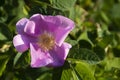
[38,32,55,51]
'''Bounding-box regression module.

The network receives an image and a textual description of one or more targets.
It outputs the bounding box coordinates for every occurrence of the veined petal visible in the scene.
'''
[16,18,29,34]
[48,42,72,67]
[13,34,29,52]
[30,43,53,68]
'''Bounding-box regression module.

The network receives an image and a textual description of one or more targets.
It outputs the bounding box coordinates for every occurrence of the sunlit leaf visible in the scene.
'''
[73,60,96,80]
[105,58,120,70]
[60,61,80,80]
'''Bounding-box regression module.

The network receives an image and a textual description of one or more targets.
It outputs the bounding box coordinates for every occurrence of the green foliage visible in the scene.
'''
[0,0,120,80]
[0,56,9,76]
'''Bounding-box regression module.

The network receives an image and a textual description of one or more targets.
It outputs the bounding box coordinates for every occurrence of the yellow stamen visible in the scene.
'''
[38,32,55,51]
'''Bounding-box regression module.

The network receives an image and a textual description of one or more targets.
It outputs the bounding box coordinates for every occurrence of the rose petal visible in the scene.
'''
[13,34,29,52]
[30,43,53,68]
[24,21,36,35]
[30,14,74,44]
[43,15,75,46]
[54,16,75,46]
[16,18,29,34]
[30,14,47,35]
[48,42,72,67]
[43,15,61,32]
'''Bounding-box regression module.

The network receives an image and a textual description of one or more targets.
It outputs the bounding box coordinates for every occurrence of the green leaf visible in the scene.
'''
[77,31,94,47]
[69,46,101,64]
[72,60,96,80]
[0,22,12,41]
[50,0,76,11]
[36,73,52,80]
[111,3,120,19]
[61,67,79,80]
[13,52,22,66]
[60,59,96,80]
[100,11,110,24]
[0,56,9,76]
[60,61,79,80]
[0,33,7,40]
[61,67,74,80]
[52,61,80,80]
[65,37,78,46]
[97,34,114,48]
[105,58,120,70]
[93,45,105,60]
[14,51,30,68]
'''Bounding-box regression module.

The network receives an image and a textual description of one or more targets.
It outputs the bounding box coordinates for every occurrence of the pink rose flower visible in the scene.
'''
[13,14,74,67]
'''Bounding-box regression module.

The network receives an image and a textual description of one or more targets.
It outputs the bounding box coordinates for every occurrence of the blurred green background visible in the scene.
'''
[0,0,120,80]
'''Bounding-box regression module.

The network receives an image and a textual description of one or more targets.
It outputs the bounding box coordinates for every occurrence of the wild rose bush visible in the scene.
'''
[0,0,120,80]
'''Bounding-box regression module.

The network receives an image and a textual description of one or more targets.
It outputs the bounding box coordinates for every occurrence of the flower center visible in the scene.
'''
[38,32,55,51]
